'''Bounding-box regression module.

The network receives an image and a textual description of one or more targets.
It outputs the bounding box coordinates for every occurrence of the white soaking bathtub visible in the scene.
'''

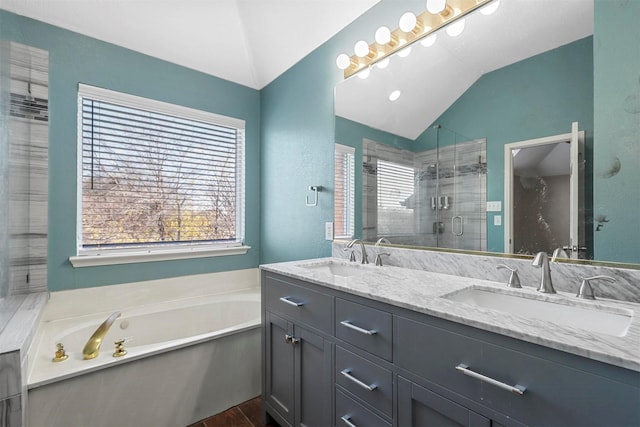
[26,269,262,427]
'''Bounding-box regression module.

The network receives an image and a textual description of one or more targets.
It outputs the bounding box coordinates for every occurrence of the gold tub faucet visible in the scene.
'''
[82,311,121,360]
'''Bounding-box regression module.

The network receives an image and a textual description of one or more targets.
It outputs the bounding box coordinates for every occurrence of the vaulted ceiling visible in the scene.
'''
[0,0,380,89]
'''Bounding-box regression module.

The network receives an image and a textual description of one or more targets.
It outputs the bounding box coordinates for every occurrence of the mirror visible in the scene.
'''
[334,0,640,266]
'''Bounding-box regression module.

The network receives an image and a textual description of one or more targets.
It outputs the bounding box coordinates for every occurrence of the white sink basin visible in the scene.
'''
[297,260,369,277]
[443,287,633,337]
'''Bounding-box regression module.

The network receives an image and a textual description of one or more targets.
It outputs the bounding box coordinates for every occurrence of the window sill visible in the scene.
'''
[69,245,251,268]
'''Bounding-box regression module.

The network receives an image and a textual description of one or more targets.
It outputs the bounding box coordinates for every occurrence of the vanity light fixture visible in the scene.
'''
[480,0,500,15]
[389,90,401,101]
[376,57,390,69]
[357,67,371,79]
[336,0,497,78]
[397,46,412,58]
[445,14,466,37]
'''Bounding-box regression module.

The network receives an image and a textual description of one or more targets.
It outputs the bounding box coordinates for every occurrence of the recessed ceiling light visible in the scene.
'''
[389,90,401,101]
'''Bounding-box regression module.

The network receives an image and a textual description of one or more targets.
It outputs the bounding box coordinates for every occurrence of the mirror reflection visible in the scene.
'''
[333,0,639,265]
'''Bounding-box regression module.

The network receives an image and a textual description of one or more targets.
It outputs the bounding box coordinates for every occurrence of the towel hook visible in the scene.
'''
[305,186,323,207]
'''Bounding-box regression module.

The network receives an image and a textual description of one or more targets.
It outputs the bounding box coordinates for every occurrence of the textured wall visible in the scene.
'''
[0,10,261,291]
[593,0,640,263]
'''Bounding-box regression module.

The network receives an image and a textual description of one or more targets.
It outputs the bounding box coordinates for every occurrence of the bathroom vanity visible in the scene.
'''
[261,259,640,427]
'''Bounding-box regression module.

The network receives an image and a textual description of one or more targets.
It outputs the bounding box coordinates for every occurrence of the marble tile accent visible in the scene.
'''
[6,41,49,297]
[0,395,21,427]
[0,352,20,400]
[265,252,640,371]
[333,242,640,303]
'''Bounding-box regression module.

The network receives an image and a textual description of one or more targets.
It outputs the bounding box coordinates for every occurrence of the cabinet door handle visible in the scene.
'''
[340,320,377,336]
[284,334,299,345]
[279,296,304,307]
[455,364,526,395]
[340,369,377,391]
[341,415,357,427]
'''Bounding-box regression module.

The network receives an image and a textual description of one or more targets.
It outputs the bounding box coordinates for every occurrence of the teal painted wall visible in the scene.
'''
[259,0,425,264]
[0,10,261,291]
[432,37,594,253]
[593,0,640,264]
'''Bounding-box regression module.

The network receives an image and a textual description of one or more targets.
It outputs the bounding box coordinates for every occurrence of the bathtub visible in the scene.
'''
[26,270,262,427]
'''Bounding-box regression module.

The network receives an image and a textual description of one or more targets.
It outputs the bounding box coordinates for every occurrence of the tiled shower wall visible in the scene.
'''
[362,138,486,251]
[6,42,48,296]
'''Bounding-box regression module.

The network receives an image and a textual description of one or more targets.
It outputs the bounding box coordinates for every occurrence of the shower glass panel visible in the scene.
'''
[358,127,486,251]
[416,127,486,250]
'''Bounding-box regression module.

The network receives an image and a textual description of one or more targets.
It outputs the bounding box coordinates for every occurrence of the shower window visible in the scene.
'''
[376,160,415,236]
[334,144,355,239]
[75,84,246,263]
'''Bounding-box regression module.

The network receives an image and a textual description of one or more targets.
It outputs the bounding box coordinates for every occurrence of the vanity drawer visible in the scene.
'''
[397,316,483,403]
[335,346,393,418]
[335,298,393,361]
[397,316,640,426]
[336,388,390,427]
[263,274,333,333]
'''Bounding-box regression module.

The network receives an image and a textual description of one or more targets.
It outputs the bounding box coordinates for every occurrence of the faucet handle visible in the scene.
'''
[374,252,391,266]
[577,275,616,300]
[496,264,521,288]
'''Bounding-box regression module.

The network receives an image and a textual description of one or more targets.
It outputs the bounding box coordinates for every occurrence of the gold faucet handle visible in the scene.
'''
[53,343,69,362]
[113,337,131,357]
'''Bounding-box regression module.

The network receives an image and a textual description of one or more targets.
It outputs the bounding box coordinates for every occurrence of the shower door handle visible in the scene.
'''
[452,216,464,236]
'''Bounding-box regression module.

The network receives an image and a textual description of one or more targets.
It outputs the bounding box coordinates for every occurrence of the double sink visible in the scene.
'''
[296,259,633,338]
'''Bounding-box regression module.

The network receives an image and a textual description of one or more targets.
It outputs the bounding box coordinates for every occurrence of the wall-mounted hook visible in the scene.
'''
[305,186,323,207]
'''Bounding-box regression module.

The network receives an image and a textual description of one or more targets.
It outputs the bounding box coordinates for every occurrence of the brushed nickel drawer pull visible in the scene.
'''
[279,296,304,307]
[340,369,377,391]
[455,364,526,395]
[341,415,357,427]
[340,320,377,336]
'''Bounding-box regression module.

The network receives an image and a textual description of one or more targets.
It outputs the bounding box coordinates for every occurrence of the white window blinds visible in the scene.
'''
[377,160,415,235]
[78,84,245,250]
[334,144,355,238]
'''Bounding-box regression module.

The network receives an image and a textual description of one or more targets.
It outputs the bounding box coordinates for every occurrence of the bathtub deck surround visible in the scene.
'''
[0,293,48,427]
[27,269,261,427]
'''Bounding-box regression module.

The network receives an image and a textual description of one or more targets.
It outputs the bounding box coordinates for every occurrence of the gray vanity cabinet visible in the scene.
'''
[262,271,640,427]
[398,377,495,427]
[263,274,333,427]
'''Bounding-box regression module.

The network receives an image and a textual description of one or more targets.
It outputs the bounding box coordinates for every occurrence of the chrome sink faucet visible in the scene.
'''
[346,239,369,264]
[532,252,556,294]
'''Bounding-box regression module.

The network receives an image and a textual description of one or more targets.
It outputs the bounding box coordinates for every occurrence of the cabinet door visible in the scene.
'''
[398,377,491,427]
[295,325,333,427]
[265,312,295,426]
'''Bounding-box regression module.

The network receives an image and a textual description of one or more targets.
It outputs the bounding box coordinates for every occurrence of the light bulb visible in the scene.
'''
[354,40,370,58]
[399,12,417,32]
[446,18,465,37]
[375,26,392,45]
[336,54,351,70]
[357,68,371,79]
[420,33,437,47]
[480,0,500,15]
[389,90,401,102]
[376,58,390,69]
[397,46,412,58]
[426,0,446,14]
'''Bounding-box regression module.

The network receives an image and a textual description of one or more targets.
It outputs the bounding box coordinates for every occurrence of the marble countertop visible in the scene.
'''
[261,258,640,372]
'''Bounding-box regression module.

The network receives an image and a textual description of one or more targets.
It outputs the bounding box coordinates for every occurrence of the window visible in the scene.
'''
[73,84,247,266]
[377,160,415,235]
[334,144,355,238]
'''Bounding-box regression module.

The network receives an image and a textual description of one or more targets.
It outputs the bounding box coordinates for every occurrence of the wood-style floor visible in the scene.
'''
[189,396,279,427]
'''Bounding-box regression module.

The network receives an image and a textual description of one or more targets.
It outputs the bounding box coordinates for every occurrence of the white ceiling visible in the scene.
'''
[335,0,594,140]
[0,0,380,89]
